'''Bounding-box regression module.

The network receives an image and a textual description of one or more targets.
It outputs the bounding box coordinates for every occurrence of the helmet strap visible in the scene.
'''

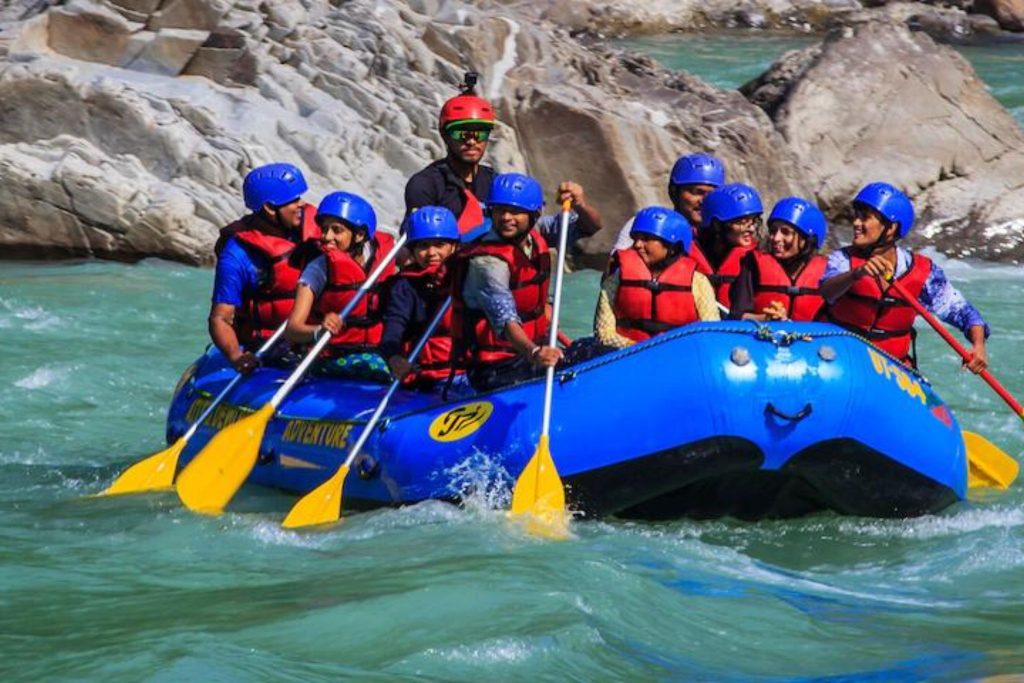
[867,222,899,255]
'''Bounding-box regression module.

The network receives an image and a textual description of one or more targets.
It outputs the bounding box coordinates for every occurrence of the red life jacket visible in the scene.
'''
[218,207,321,345]
[457,188,486,235]
[709,245,755,308]
[689,240,713,276]
[451,230,551,366]
[314,232,397,352]
[395,263,458,383]
[750,251,827,322]
[612,248,699,342]
[825,249,932,361]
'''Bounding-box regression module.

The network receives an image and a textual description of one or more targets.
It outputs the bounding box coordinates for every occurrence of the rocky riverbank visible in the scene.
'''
[0,0,1021,266]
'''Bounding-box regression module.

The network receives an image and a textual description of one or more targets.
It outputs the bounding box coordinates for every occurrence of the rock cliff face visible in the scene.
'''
[741,22,1024,260]
[0,1,1021,266]
[0,0,808,266]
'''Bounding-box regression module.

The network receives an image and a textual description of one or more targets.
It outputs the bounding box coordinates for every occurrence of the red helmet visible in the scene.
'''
[438,93,495,131]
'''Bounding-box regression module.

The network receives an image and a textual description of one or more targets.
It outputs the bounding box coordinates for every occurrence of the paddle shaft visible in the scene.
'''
[340,297,452,470]
[540,200,572,438]
[180,321,288,442]
[888,278,1024,417]
[268,233,409,410]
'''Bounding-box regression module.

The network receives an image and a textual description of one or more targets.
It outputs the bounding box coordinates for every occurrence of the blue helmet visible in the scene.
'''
[316,191,377,238]
[488,173,544,213]
[406,206,460,243]
[700,183,763,229]
[243,163,308,211]
[853,182,915,238]
[668,153,726,192]
[630,206,692,254]
[769,197,827,248]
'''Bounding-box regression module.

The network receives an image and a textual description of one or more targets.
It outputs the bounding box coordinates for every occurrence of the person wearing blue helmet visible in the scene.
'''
[380,206,463,390]
[209,162,319,374]
[594,206,720,350]
[820,182,989,371]
[450,172,562,391]
[697,182,764,307]
[729,197,829,322]
[284,191,397,381]
[612,152,724,274]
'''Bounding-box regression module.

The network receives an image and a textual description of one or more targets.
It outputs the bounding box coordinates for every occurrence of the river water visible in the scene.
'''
[2,35,1024,682]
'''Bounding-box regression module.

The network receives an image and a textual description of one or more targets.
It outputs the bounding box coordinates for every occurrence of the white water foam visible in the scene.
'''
[836,506,1024,541]
[441,449,514,513]
[249,518,335,549]
[0,297,62,331]
[422,637,547,665]
[14,366,69,389]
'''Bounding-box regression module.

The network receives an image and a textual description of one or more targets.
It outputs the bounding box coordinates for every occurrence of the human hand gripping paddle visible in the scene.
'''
[99,322,289,496]
[888,277,1020,489]
[509,199,572,538]
[175,233,408,514]
[282,297,453,529]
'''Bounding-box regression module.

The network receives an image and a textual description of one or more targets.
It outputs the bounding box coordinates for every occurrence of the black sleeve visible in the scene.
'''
[379,278,417,360]
[404,168,440,219]
[728,255,758,320]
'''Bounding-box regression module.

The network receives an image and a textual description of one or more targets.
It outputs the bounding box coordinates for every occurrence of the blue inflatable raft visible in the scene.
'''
[167,322,967,520]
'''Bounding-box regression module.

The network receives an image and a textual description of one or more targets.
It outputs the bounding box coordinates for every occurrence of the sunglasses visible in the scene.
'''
[447,128,492,143]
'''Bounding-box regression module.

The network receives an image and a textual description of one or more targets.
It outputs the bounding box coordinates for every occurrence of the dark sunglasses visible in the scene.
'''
[447,128,491,143]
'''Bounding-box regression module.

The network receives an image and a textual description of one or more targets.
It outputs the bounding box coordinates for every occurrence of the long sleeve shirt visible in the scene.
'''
[379,277,441,361]
[821,247,990,339]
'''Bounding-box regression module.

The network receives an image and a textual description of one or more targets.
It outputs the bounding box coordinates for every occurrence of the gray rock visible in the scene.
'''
[122,28,209,76]
[1,0,1020,267]
[744,21,1024,260]
[974,0,1024,30]
[48,0,143,66]
[148,0,231,31]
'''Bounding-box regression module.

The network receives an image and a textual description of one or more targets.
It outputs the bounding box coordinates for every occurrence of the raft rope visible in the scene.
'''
[179,322,931,429]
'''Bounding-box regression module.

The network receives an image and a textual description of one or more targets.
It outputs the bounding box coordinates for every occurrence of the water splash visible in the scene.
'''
[440,449,515,513]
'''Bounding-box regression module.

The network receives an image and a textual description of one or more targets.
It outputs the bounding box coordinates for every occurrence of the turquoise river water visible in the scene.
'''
[2,34,1024,681]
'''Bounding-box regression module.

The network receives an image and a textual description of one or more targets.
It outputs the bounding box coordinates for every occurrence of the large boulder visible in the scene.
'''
[0,0,810,267]
[741,21,1024,260]
[974,0,1024,31]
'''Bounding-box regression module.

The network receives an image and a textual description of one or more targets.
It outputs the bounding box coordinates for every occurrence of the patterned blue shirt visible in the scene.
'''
[821,247,989,339]
[462,230,549,338]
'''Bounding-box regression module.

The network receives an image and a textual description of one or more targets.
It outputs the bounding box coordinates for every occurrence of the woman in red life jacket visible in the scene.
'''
[595,206,720,350]
[729,197,828,322]
[450,173,562,392]
[284,191,396,382]
[820,182,989,371]
[697,183,764,309]
[379,206,462,392]
[209,162,320,374]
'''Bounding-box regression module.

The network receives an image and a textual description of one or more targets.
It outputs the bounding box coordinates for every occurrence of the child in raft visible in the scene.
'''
[284,191,396,382]
[379,206,463,391]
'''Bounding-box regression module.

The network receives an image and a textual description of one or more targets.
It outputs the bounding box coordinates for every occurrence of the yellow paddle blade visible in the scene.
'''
[281,464,350,529]
[99,437,186,496]
[964,430,1019,490]
[175,403,275,514]
[510,434,569,539]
